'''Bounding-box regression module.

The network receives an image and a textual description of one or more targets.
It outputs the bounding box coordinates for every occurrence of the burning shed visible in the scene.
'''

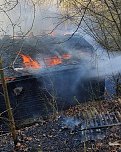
[0,34,105,125]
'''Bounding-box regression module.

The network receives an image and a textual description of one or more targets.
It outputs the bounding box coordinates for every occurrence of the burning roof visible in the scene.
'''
[19,54,41,69]
[1,34,94,77]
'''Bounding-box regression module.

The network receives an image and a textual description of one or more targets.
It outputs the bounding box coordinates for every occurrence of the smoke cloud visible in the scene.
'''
[1,0,120,81]
[83,34,121,79]
[0,0,61,36]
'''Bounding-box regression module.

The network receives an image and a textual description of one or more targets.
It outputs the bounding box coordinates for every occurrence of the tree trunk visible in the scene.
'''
[0,57,17,145]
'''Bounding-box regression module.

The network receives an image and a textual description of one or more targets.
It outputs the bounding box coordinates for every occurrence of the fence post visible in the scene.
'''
[0,57,17,145]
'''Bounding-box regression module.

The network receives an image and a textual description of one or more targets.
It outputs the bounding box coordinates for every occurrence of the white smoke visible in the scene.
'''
[1,0,120,79]
[83,34,121,79]
[62,116,80,130]
[0,0,61,36]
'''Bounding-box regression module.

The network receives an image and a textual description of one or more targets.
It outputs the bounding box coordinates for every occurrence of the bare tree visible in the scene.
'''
[58,0,121,51]
[0,0,37,147]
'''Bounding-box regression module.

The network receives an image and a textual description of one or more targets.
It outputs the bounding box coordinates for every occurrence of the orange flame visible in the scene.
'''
[62,53,72,60]
[0,77,16,83]
[44,56,62,67]
[20,54,41,69]
[19,53,72,69]
[5,77,16,81]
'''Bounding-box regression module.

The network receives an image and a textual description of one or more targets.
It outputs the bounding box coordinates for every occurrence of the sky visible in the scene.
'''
[0,0,59,36]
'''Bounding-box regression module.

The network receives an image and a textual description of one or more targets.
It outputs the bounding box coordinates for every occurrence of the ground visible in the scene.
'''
[0,99,121,152]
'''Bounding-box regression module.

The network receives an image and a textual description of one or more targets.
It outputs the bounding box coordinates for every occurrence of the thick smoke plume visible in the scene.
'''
[0,0,121,81]
[83,35,121,79]
[0,0,61,36]
[23,33,121,83]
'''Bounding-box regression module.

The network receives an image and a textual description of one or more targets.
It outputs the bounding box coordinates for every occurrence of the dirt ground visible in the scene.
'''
[0,99,121,152]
